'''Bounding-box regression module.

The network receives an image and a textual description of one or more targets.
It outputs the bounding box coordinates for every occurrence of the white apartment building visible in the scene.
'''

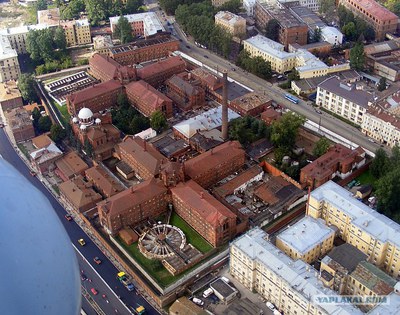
[109,12,165,38]
[215,11,246,38]
[230,228,363,315]
[279,0,320,12]
[243,0,257,16]
[321,26,343,46]
[316,76,372,125]
[0,36,20,83]
[0,24,48,54]
[243,35,349,78]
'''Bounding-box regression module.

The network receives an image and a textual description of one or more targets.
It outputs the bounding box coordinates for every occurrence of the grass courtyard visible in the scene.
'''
[356,169,377,187]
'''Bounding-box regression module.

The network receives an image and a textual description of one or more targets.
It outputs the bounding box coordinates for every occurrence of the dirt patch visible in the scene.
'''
[0,3,33,29]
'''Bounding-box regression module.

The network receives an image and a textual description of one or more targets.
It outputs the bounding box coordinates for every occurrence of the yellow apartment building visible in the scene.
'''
[0,36,20,83]
[61,19,91,47]
[214,11,246,38]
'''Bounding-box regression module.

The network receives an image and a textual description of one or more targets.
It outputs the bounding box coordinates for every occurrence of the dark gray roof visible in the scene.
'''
[215,81,251,101]
[318,76,374,108]
[190,133,222,151]
[210,279,236,298]
[246,138,274,160]
[327,243,367,272]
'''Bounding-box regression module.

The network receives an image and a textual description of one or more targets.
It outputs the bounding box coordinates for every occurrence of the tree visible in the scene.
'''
[350,42,365,71]
[84,138,94,158]
[18,74,39,103]
[375,167,400,216]
[38,116,52,133]
[54,27,67,51]
[117,93,129,109]
[370,148,389,179]
[112,0,124,15]
[319,0,335,14]
[313,137,331,157]
[271,113,306,148]
[36,0,47,10]
[150,111,167,133]
[85,0,110,26]
[229,116,269,146]
[311,27,322,43]
[125,0,144,14]
[114,16,134,44]
[377,77,387,92]
[32,108,42,127]
[26,30,41,62]
[265,19,279,42]
[61,0,86,20]
[218,0,241,14]
[342,22,357,41]
[50,124,66,143]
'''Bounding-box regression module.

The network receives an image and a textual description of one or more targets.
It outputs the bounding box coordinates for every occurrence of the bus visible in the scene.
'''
[284,93,299,104]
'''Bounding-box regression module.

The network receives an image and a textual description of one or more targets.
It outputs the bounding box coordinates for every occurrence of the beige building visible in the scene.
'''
[0,36,20,83]
[308,180,400,279]
[0,80,23,111]
[276,216,335,264]
[211,0,230,7]
[215,11,246,38]
[61,19,91,47]
[230,228,363,315]
[93,35,113,55]
[0,24,48,54]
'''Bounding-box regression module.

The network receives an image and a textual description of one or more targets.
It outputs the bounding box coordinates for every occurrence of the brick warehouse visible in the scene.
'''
[165,74,205,110]
[88,53,136,83]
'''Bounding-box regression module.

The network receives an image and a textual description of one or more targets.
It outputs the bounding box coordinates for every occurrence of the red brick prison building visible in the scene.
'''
[89,53,136,84]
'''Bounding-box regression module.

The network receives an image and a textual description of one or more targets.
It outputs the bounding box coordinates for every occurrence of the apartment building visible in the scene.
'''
[109,33,180,66]
[125,80,173,118]
[0,24,48,54]
[66,80,123,115]
[230,92,272,116]
[308,180,400,279]
[230,228,363,315]
[0,80,23,111]
[280,0,320,12]
[254,1,308,49]
[316,76,373,126]
[184,141,245,189]
[214,11,246,38]
[0,36,20,83]
[338,0,398,41]
[276,216,335,264]
[109,12,165,38]
[171,180,237,247]
[93,35,113,55]
[61,19,91,47]
[5,107,35,142]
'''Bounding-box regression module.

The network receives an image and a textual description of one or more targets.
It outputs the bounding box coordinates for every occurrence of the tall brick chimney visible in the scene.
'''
[222,70,228,141]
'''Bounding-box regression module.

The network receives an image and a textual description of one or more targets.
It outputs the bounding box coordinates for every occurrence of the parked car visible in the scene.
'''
[78,238,86,246]
[93,257,102,265]
[192,297,204,306]
[65,214,72,221]
[266,302,276,311]
[30,171,36,176]
[203,288,213,298]
[91,288,98,295]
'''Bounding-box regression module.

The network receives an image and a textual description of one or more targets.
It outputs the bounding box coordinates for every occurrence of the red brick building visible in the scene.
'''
[300,144,366,189]
[184,141,246,189]
[261,108,282,125]
[137,56,186,88]
[190,68,223,100]
[66,80,123,115]
[0,80,23,111]
[89,53,136,84]
[98,179,168,235]
[5,107,35,143]
[171,180,237,247]
[125,80,173,118]
[165,74,205,110]
[85,165,125,198]
[115,136,165,180]
[109,33,180,66]
[55,151,89,182]
[254,2,308,49]
[230,92,272,116]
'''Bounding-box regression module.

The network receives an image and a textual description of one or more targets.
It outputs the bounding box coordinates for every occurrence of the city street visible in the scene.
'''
[0,128,160,315]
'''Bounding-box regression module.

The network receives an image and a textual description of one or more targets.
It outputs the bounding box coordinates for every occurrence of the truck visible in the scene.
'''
[117,272,135,291]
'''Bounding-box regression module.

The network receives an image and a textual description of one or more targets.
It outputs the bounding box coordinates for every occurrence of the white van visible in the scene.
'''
[203,288,214,298]
[221,276,230,284]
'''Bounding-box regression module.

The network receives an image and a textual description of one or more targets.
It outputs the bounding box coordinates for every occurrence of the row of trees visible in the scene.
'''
[26,28,66,63]
[338,5,375,42]
[113,16,134,44]
[236,50,272,80]
[175,1,233,58]
[229,116,269,146]
[18,74,39,104]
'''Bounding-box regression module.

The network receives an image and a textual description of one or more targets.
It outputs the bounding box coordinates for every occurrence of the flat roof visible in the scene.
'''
[210,279,236,298]
[277,216,335,255]
[258,3,306,28]
[215,11,246,25]
[0,36,17,60]
[0,80,21,101]
[0,23,48,36]
[311,181,400,248]
[109,12,165,37]
[244,35,294,60]
[37,8,60,25]
[232,228,363,315]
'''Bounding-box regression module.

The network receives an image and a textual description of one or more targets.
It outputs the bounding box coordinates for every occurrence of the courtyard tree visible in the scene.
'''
[36,0,48,10]
[377,77,387,92]
[229,116,269,146]
[342,22,357,41]
[60,0,86,20]
[84,138,94,158]
[125,0,144,14]
[350,42,365,71]
[54,27,67,51]
[117,93,130,109]
[38,116,52,133]
[265,19,280,42]
[271,113,306,149]
[50,124,66,144]
[375,167,400,217]
[370,148,389,179]
[114,16,134,44]
[18,74,39,103]
[150,110,167,133]
[313,137,331,157]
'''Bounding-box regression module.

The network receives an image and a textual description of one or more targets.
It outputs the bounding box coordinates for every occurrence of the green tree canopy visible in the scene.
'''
[236,50,272,80]
[50,124,66,144]
[85,0,112,26]
[114,16,134,44]
[32,108,42,127]
[125,0,144,14]
[271,113,306,148]
[54,27,67,51]
[319,0,335,14]
[218,0,241,14]
[370,148,389,179]
[18,74,39,103]
[61,0,86,20]
[229,116,269,146]
[117,93,130,109]
[265,19,279,42]
[350,42,365,71]
[313,137,331,157]
[378,77,387,92]
[38,116,52,133]
[36,0,48,10]
[376,167,400,216]
[342,22,357,41]
[150,110,167,133]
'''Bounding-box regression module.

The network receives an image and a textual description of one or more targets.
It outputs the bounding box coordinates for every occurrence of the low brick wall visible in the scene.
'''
[260,161,302,189]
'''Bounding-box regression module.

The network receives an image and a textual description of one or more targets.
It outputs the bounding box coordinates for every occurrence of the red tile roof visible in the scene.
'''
[67,80,122,105]
[89,53,120,79]
[137,56,186,79]
[171,180,236,227]
[55,151,89,179]
[85,165,125,197]
[125,80,172,110]
[349,0,398,21]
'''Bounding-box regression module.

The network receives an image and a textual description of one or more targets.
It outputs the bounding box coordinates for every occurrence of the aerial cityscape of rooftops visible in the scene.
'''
[2,0,400,314]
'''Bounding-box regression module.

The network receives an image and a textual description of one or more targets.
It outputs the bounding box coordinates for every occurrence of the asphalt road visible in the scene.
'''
[0,128,159,315]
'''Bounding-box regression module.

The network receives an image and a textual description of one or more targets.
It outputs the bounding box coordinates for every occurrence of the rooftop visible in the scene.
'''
[245,35,294,60]
[31,134,53,149]
[232,228,363,315]
[231,92,271,111]
[0,35,17,60]
[0,80,21,102]
[289,5,325,29]
[37,8,60,25]
[5,107,32,130]
[369,291,400,314]
[209,278,237,298]
[366,106,400,130]
[55,151,89,179]
[257,2,307,29]
[215,11,246,25]
[30,142,63,164]
[109,12,165,37]
[166,75,202,97]
[138,56,186,80]
[0,23,48,36]
[311,181,400,248]
[352,0,398,21]
[277,216,335,255]
[85,165,125,197]
[322,243,367,273]
[169,297,207,315]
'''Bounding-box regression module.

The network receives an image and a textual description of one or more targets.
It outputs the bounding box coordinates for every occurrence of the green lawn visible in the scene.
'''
[356,169,377,187]
[54,102,70,124]
[170,212,213,253]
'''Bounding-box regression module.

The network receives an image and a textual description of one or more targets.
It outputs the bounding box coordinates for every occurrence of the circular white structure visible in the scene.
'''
[138,224,186,260]
[95,118,101,125]
[72,117,79,124]
[78,107,93,120]
[79,124,87,131]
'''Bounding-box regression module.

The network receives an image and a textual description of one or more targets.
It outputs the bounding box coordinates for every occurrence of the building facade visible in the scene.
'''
[88,53,136,83]
[5,107,35,142]
[0,80,23,111]
[61,19,91,46]
[215,11,246,38]
[0,36,20,83]
[230,92,272,116]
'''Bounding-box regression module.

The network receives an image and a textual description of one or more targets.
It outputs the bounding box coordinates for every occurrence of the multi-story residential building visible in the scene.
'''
[338,0,398,41]
[0,36,20,83]
[361,107,400,147]
[88,53,136,83]
[85,165,125,198]
[254,1,308,49]
[61,19,91,46]
[54,151,89,182]
[300,144,366,189]
[230,228,363,315]
[279,0,320,12]
[214,11,246,38]
[0,80,23,111]
[243,35,349,78]
[125,80,173,118]
[5,107,35,142]
[137,56,187,88]
[320,243,368,294]
[230,92,272,116]
[59,175,102,213]
[308,180,400,279]
[109,12,165,38]
[66,80,123,115]
[109,33,180,66]
[115,136,165,180]
[98,178,168,235]
[276,216,335,264]
[171,180,237,247]
[316,76,373,126]
[93,35,113,55]
[184,141,245,189]
[0,24,48,54]
[243,0,256,16]
[165,74,205,110]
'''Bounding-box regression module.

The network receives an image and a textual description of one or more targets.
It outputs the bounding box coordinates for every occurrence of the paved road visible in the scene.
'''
[0,129,160,315]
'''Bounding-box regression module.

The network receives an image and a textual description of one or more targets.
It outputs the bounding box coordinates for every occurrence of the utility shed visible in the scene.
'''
[210,278,238,304]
